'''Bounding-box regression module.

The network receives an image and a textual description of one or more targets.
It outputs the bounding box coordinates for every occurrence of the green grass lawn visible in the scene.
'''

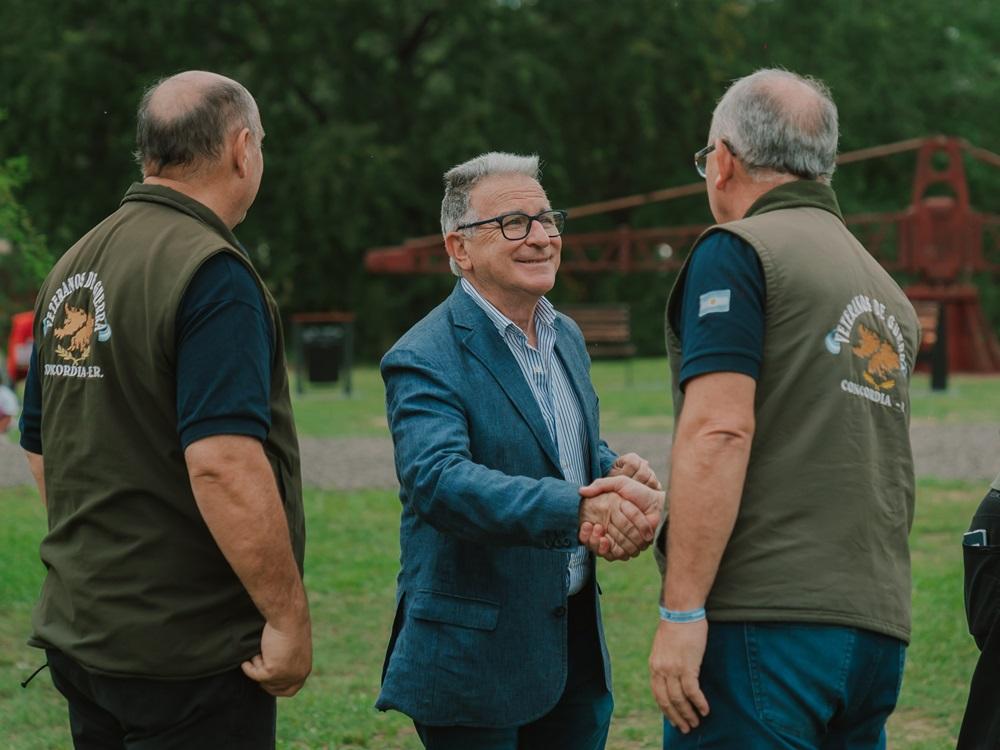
[289,359,1000,437]
[7,359,997,442]
[0,480,984,749]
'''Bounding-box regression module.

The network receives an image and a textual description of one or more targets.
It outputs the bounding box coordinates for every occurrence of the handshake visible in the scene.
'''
[578,453,665,562]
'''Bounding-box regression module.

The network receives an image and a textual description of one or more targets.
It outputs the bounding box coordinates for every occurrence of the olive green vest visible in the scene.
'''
[662,181,919,642]
[30,183,304,677]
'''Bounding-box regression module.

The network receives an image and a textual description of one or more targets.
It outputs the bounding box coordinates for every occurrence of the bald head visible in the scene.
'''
[709,68,838,183]
[135,70,262,177]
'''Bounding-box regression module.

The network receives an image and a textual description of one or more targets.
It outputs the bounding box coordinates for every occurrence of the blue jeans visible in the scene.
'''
[663,622,906,750]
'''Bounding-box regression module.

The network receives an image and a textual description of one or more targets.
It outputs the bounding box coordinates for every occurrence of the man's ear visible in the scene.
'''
[714,138,736,191]
[444,231,473,272]
[232,127,252,178]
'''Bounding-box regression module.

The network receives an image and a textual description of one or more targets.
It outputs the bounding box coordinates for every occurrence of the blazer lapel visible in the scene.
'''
[449,286,561,470]
[554,315,602,480]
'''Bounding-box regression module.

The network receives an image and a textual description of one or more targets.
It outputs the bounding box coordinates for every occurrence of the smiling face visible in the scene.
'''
[449,172,561,321]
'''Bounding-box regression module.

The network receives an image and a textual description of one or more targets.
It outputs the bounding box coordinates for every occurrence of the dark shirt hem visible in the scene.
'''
[19,433,42,455]
[680,353,761,389]
[180,417,267,449]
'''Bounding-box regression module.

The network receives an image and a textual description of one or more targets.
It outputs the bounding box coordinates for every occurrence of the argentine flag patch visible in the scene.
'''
[699,289,731,317]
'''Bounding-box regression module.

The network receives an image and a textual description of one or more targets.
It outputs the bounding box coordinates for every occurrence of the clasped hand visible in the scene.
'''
[578,454,664,561]
[242,617,313,697]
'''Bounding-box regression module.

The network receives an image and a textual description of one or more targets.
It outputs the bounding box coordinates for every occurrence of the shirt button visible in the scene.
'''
[552,605,567,618]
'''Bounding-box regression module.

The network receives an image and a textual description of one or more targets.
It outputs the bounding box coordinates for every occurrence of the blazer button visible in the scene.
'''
[552,605,567,617]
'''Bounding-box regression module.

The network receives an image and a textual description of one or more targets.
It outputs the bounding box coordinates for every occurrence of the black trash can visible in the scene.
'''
[292,312,355,395]
[301,324,345,383]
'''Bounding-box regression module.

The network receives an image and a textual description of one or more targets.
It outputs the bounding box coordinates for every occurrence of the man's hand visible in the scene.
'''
[578,488,654,560]
[579,475,664,560]
[649,619,710,733]
[609,452,662,490]
[242,617,313,697]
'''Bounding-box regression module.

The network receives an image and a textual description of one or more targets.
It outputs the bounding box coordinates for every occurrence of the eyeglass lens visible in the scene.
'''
[500,211,565,240]
[694,145,713,178]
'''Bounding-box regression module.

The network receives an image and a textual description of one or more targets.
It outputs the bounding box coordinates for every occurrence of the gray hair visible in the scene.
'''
[134,77,261,176]
[441,152,540,276]
[709,68,838,184]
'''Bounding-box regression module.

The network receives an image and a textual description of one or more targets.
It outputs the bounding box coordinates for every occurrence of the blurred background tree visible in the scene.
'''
[0,111,50,343]
[1,0,997,357]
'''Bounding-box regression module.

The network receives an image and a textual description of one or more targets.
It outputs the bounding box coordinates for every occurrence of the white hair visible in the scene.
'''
[709,68,839,184]
[440,152,540,276]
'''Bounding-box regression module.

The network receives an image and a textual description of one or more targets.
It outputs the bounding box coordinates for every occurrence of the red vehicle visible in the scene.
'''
[7,310,33,383]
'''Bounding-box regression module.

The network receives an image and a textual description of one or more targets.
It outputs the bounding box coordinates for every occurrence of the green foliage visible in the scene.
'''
[0,123,51,334]
[1,0,999,357]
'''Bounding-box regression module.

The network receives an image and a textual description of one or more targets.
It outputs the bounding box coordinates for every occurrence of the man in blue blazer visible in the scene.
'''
[376,152,664,749]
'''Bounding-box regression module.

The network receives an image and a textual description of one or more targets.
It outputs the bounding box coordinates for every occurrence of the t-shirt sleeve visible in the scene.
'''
[18,342,43,454]
[673,231,766,389]
[176,252,274,449]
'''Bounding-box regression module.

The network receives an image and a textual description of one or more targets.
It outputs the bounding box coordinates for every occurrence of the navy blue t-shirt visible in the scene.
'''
[19,252,273,453]
[670,231,767,389]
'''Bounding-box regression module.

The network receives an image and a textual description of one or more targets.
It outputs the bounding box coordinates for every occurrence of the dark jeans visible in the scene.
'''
[958,487,1000,749]
[414,584,613,750]
[46,649,276,750]
[663,623,905,750]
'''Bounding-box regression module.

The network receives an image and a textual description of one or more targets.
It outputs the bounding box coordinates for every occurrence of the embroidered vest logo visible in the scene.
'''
[53,303,94,364]
[851,324,901,391]
[825,293,909,411]
[41,271,112,380]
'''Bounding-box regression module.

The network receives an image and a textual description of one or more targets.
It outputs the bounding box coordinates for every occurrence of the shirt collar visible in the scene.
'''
[460,278,556,341]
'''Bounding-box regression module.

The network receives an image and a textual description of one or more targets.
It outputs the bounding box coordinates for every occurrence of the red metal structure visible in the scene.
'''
[6,310,33,384]
[365,136,1000,372]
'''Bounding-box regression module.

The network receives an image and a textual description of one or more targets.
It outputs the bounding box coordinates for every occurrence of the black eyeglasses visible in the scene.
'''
[456,209,568,241]
[694,139,737,178]
[695,140,818,180]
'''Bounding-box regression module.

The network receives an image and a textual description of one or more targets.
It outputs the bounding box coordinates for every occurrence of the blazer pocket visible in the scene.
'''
[410,590,500,631]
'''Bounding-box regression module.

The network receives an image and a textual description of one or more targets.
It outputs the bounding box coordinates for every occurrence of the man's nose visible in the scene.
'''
[524,218,551,246]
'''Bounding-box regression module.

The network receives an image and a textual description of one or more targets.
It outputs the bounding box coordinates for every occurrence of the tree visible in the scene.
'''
[0,135,50,341]
[1,0,997,357]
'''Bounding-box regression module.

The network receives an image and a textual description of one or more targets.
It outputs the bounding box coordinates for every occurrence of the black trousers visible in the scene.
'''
[958,488,1000,749]
[46,649,276,750]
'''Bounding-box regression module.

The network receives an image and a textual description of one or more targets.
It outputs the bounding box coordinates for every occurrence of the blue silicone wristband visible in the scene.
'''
[659,605,706,623]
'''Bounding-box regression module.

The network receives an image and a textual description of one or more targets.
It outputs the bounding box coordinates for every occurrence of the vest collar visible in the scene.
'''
[743,180,844,223]
[121,183,249,257]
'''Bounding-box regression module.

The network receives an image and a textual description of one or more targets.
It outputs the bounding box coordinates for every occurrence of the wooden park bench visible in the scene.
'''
[560,304,637,383]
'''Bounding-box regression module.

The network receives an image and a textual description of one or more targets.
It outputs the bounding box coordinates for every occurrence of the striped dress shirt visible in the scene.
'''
[461,278,592,594]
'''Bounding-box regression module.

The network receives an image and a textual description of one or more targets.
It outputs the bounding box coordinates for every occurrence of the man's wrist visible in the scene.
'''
[659,604,706,623]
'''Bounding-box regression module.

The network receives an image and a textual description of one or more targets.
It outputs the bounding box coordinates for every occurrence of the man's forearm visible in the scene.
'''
[24,451,46,508]
[662,428,751,609]
[661,372,756,610]
[186,436,308,628]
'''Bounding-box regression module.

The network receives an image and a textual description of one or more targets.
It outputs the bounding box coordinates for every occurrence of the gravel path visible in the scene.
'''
[4,423,996,491]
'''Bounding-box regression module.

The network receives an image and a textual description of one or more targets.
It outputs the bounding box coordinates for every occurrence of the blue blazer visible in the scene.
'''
[376,283,617,728]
